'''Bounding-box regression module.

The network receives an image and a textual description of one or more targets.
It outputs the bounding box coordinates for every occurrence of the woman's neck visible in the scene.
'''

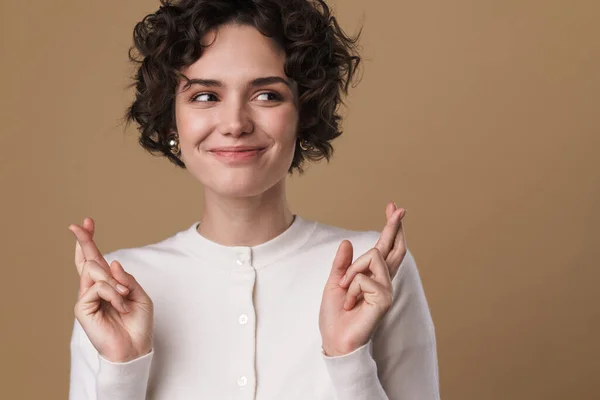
[196,184,294,247]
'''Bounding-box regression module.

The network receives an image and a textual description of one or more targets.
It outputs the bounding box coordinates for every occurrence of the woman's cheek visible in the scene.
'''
[180,110,215,148]
[261,106,298,140]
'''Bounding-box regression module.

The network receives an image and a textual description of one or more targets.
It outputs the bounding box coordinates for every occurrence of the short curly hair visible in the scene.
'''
[124,0,361,174]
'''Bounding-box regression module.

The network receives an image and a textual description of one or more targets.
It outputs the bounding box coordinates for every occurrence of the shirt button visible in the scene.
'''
[236,258,244,265]
[237,376,248,387]
[238,314,248,325]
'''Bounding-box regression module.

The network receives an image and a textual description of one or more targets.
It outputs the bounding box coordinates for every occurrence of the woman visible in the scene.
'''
[68,0,439,399]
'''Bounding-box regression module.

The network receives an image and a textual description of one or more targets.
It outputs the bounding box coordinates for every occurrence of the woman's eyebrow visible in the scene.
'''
[185,78,222,88]
[184,76,292,89]
[249,76,292,89]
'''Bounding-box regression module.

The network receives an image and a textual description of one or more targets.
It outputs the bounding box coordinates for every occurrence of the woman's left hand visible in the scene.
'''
[319,202,407,356]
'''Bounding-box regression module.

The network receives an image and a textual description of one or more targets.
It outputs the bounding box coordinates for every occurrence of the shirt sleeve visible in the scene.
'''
[321,339,389,400]
[69,318,154,400]
[321,248,440,400]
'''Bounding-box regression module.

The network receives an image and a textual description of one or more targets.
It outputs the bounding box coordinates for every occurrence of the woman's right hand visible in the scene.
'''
[69,217,154,363]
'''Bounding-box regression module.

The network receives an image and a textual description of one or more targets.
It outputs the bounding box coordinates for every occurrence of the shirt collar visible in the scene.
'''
[177,214,317,269]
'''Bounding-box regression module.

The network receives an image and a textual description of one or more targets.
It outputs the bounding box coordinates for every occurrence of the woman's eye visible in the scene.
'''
[191,93,217,102]
[256,92,281,102]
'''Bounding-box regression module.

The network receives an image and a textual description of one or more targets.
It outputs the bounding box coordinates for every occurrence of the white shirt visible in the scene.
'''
[69,214,439,399]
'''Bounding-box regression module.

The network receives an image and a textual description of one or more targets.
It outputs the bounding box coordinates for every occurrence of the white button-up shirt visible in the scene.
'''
[69,215,439,399]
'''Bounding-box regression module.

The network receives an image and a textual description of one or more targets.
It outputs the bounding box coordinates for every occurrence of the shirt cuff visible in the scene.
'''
[96,349,154,400]
[321,340,388,400]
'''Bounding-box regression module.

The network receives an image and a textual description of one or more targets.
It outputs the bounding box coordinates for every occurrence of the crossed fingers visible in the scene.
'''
[69,217,129,299]
[339,203,407,307]
[374,203,407,280]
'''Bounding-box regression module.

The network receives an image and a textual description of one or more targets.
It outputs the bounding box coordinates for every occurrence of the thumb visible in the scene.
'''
[326,240,353,288]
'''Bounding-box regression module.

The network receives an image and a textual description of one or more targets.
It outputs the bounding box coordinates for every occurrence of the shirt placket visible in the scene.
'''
[230,248,257,399]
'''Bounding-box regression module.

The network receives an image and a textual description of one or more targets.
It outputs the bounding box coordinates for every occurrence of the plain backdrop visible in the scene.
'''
[1,0,598,399]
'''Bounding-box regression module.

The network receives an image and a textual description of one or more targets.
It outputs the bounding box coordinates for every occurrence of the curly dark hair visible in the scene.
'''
[124,0,361,174]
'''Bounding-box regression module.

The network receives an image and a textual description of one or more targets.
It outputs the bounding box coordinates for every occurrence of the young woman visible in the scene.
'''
[68,0,439,398]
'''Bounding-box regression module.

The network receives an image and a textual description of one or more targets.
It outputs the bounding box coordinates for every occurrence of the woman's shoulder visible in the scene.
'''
[308,218,382,253]
[101,222,197,268]
[309,217,417,273]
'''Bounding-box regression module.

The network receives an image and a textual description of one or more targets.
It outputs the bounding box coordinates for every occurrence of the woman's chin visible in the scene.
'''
[190,162,288,198]
[207,174,288,199]
[204,178,271,199]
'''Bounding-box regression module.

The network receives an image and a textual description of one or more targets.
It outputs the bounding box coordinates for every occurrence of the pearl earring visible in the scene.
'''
[299,138,313,151]
[168,134,181,157]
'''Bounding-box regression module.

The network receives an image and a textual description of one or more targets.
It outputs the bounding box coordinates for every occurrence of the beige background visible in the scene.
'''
[1,0,598,399]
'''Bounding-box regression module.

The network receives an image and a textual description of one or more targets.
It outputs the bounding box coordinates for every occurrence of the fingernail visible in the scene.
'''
[123,303,131,313]
[339,274,347,286]
[116,283,128,294]
[343,299,352,310]
[393,202,398,209]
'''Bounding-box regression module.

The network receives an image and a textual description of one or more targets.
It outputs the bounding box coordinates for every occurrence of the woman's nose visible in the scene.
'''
[217,100,254,137]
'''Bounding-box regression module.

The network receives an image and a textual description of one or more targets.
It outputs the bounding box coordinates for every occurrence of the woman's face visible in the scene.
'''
[174,23,299,198]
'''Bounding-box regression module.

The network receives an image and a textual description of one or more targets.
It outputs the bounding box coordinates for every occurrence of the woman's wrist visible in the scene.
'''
[100,345,153,363]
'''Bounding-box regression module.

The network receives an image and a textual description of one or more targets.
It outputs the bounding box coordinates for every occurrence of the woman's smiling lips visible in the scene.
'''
[209,146,266,163]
